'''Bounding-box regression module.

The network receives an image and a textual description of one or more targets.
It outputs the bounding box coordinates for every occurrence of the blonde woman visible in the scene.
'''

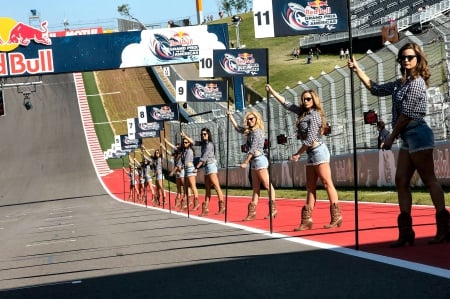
[265,85,342,231]
[227,110,277,221]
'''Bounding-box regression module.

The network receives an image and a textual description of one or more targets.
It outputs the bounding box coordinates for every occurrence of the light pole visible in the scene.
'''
[231,15,242,48]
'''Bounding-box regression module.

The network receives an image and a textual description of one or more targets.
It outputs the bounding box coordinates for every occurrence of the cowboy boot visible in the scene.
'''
[199,201,209,216]
[264,201,278,219]
[174,196,181,209]
[243,202,257,221]
[294,206,313,231]
[428,209,450,244]
[216,200,226,215]
[192,197,200,210]
[324,203,343,228]
[180,197,188,211]
[390,212,415,247]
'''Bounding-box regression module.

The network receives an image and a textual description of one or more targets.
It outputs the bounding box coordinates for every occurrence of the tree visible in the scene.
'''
[117,4,146,30]
[219,0,251,16]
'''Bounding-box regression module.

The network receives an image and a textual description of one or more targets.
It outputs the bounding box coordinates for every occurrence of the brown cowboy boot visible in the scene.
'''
[216,200,226,215]
[264,201,278,219]
[294,205,313,231]
[390,212,415,247]
[243,202,257,221]
[324,203,343,228]
[174,196,181,209]
[199,201,209,216]
[192,197,200,210]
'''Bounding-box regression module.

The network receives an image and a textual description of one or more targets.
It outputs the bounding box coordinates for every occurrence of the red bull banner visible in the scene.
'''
[127,118,162,139]
[118,134,142,152]
[175,79,228,102]
[253,0,348,38]
[214,48,268,77]
[0,17,229,78]
[137,103,179,124]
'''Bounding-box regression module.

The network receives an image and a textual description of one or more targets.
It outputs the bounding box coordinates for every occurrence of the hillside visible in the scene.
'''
[94,67,168,158]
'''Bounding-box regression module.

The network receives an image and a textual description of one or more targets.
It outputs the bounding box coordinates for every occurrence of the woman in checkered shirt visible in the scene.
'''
[227,109,278,221]
[349,42,449,247]
[265,84,343,232]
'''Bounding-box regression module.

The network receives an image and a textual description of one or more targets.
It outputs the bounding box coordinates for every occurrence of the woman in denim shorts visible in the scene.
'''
[266,85,342,231]
[151,149,166,207]
[163,140,185,209]
[183,128,225,216]
[349,42,449,246]
[179,136,199,211]
[227,110,277,221]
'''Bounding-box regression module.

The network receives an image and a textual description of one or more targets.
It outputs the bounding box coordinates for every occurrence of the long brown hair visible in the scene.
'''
[296,90,327,135]
[397,42,430,87]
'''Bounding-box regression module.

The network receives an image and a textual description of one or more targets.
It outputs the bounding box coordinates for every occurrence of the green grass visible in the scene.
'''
[217,12,363,96]
[82,72,126,169]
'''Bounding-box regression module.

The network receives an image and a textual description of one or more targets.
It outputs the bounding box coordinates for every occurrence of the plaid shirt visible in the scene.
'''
[235,126,265,155]
[370,77,427,126]
[284,101,322,147]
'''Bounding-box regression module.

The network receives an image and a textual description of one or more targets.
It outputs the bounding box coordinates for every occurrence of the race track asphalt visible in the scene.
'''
[0,73,449,298]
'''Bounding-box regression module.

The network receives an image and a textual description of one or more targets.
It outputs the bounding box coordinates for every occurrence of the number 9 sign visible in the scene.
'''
[175,80,187,102]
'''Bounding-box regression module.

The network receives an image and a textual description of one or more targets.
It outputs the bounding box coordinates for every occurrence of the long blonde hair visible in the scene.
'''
[243,110,264,136]
[296,90,327,135]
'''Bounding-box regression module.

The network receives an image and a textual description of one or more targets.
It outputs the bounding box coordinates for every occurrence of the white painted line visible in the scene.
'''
[44,216,73,221]
[39,223,74,230]
[86,92,120,96]
[26,239,77,247]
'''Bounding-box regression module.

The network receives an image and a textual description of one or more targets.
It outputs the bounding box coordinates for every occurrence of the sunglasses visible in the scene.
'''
[201,132,208,136]
[183,141,189,144]
[303,97,313,102]
[398,55,416,62]
[247,117,256,122]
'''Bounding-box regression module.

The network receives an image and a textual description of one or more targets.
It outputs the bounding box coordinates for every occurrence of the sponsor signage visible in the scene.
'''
[117,134,142,151]
[137,103,179,123]
[176,79,228,102]
[252,0,348,38]
[127,118,162,139]
[49,27,104,38]
[0,18,228,77]
[199,48,268,78]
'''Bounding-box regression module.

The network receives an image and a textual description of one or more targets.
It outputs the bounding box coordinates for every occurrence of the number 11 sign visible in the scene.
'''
[253,0,348,38]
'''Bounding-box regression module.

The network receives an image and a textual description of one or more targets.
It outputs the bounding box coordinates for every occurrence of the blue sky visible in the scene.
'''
[2,0,222,31]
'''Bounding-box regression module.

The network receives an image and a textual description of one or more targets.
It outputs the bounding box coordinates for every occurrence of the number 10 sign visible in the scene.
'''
[253,0,348,38]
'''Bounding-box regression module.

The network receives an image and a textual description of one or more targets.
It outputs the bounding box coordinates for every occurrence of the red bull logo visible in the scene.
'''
[0,17,54,76]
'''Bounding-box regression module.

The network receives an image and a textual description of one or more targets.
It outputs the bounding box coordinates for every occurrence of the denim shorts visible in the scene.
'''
[250,155,269,170]
[306,143,330,166]
[145,176,152,183]
[185,166,197,177]
[205,161,218,175]
[176,169,185,178]
[400,120,434,153]
[156,173,164,181]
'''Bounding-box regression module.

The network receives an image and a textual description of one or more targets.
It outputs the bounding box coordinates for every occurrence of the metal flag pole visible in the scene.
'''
[265,48,274,234]
[178,104,190,218]
[162,126,172,212]
[225,93,231,223]
[346,0,360,250]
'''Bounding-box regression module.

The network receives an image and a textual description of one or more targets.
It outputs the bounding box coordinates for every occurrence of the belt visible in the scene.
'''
[307,142,322,153]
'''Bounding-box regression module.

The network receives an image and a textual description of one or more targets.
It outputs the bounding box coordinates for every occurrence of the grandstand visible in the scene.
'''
[300,0,450,49]
[153,13,450,178]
